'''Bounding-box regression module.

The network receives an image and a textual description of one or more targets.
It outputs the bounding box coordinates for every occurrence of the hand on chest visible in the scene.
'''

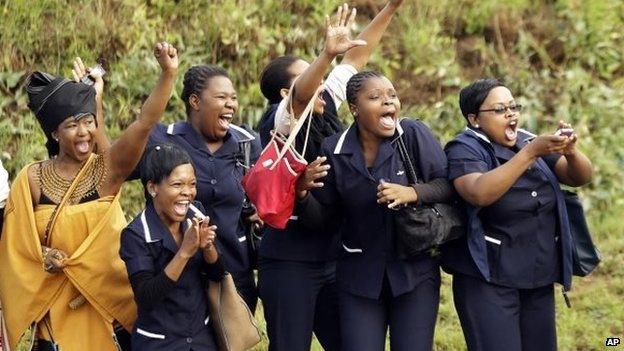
[335,153,410,204]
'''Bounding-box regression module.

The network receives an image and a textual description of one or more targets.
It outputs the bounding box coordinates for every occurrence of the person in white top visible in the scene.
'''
[256,2,404,351]
[270,63,357,137]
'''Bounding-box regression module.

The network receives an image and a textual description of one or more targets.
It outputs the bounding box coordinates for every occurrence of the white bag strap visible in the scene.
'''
[272,80,317,165]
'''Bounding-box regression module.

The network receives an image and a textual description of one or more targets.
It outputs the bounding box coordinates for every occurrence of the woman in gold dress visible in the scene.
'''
[0,42,179,351]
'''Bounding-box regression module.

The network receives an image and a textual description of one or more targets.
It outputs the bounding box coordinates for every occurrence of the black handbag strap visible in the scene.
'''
[396,131,418,184]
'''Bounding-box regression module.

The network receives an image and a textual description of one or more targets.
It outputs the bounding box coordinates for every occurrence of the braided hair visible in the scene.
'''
[181,65,230,117]
[259,55,300,105]
[346,71,384,108]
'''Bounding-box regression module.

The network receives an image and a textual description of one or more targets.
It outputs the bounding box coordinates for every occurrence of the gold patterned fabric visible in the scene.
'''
[36,154,107,205]
[0,155,136,350]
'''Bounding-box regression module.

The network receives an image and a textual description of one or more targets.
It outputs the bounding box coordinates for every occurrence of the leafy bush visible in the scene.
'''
[2,1,623,349]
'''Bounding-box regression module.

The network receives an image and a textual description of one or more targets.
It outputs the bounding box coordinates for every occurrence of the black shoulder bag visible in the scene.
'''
[237,138,262,269]
[394,133,465,259]
[563,190,601,276]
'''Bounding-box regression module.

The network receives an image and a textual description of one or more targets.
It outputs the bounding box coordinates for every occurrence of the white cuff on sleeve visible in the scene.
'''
[273,64,357,137]
[273,98,292,136]
[324,64,357,108]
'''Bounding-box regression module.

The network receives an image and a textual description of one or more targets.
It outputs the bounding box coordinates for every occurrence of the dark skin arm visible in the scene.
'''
[291,1,404,118]
[25,43,179,272]
[341,0,403,70]
[454,133,579,207]
[99,42,179,195]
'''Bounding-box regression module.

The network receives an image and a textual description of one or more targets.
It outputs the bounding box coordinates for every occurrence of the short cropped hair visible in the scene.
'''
[140,143,193,197]
[458,78,505,121]
[259,55,300,105]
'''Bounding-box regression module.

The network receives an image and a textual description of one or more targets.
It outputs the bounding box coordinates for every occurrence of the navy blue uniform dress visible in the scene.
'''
[120,202,220,351]
[142,121,261,312]
[303,119,446,351]
[442,127,574,351]
[256,87,344,351]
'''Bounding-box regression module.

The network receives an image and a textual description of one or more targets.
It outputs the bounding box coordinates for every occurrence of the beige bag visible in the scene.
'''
[207,273,261,351]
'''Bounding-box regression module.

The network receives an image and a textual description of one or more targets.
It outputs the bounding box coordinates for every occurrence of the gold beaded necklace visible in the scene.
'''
[37,154,107,205]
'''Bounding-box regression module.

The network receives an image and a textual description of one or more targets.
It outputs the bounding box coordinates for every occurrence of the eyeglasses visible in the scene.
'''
[478,104,523,115]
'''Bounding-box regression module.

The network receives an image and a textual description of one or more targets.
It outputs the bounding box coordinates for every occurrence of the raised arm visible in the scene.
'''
[342,0,403,70]
[71,57,110,154]
[291,4,366,117]
[105,42,178,188]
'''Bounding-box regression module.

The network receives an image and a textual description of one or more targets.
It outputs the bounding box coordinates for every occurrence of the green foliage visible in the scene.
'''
[3,0,624,350]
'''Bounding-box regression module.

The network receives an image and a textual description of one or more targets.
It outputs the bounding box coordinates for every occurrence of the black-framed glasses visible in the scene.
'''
[478,104,523,115]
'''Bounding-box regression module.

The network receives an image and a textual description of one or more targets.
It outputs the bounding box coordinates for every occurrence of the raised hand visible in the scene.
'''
[377,179,418,209]
[324,4,367,57]
[71,57,104,97]
[153,41,179,73]
[70,56,111,154]
[296,156,330,199]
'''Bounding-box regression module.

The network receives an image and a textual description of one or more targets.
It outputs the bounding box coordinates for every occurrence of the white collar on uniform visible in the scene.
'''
[334,119,405,154]
[140,210,159,243]
[465,127,491,144]
[167,122,256,141]
[228,124,256,140]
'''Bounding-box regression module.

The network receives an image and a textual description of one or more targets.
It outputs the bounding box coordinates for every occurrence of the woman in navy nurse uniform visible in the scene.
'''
[256,3,403,350]
[300,71,453,351]
[139,65,262,313]
[120,144,225,351]
[443,78,593,351]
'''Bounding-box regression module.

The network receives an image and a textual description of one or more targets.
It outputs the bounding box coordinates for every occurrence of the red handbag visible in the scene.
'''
[241,89,315,229]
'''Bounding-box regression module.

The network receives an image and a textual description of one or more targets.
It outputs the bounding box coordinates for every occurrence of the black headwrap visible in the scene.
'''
[26,71,97,156]
[458,78,505,121]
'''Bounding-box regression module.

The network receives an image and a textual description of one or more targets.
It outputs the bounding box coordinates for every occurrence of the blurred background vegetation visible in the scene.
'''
[1,0,623,350]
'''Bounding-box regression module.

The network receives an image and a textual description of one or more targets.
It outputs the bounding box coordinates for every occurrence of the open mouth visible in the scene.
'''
[75,140,91,154]
[173,200,190,217]
[218,113,233,129]
[505,119,518,141]
[379,111,396,130]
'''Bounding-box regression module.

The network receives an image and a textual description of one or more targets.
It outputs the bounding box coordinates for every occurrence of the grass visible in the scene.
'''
[3,0,624,350]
